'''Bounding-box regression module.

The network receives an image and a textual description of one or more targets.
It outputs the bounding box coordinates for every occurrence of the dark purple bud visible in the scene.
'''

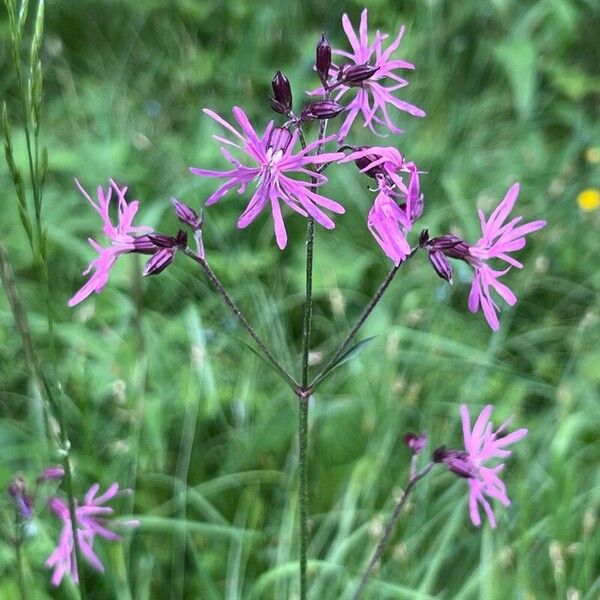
[147,230,187,249]
[302,100,345,120]
[428,234,470,259]
[352,146,385,178]
[174,229,188,247]
[270,97,288,114]
[433,447,478,478]
[404,432,427,455]
[143,247,176,276]
[147,233,176,248]
[341,63,379,85]
[8,476,26,499]
[8,476,34,519]
[131,235,161,254]
[172,198,203,230]
[316,33,332,85]
[428,250,453,283]
[268,127,293,154]
[37,465,65,482]
[419,229,430,245]
[271,70,292,114]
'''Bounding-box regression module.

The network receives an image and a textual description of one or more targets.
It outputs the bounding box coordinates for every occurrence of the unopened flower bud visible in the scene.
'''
[147,230,187,249]
[428,250,453,283]
[172,198,203,230]
[433,447,478,478]
[340,63,379,85]
[271,70,292,114]
[428,234,469,259]
[352,146,385,178]
[131,235,161,254]
[301,100,345,120]
[8,476,26,499]
[8,476,34,519]
[404,432,427,455]
[37,465,65,482]
[143,247,176,276]
[316,33,331,85]
[419,229,430,245]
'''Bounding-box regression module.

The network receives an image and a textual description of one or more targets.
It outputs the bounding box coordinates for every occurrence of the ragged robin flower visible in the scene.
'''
[190,107,345,249]
[434,404,527,528]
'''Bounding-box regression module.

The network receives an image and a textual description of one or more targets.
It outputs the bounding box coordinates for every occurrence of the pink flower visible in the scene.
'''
[313,9,425,140]
[190,107,345,249]
[427,183,545,330]
[69,180,153,307]
[467,183,545,330]
[340,146,423,264]
[46,483,139,586]
[435,405,527,528]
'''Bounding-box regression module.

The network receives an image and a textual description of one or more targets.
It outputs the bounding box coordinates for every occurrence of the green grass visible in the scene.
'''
[1,0,600,598]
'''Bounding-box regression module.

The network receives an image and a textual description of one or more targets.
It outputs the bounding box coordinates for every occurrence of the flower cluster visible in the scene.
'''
[68,10,545,332]
[60,8,544,588]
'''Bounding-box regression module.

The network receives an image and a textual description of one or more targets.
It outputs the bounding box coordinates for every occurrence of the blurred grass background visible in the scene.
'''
[1,0,599,598]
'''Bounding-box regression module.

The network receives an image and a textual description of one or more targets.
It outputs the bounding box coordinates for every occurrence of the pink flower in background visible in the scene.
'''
[190,107,345,249]
[340,146,423,264]
[435,405,527,528]
[427,183,545,330]
[46,483,139,586]
[467,183,545,330]
[69,180,153,307]
[313,9,425,140]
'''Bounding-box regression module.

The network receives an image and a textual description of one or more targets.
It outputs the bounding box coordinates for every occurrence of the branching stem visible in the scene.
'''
[351,462,434,600]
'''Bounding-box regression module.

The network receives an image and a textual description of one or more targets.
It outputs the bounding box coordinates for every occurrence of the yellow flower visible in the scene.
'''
[577,188,600,212]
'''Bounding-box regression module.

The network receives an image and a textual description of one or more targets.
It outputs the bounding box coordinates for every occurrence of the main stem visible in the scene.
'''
[296,99,330,598]
[351,463,434,600]
[298,216,314,600]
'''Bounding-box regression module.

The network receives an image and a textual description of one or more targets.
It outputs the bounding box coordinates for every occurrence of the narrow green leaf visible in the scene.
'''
[29,0,44,133]
[314,335,378,388]
[237,337,297,390]
[2,103,33,246]
[328,335,377,371]
[39,145,48,186]
[17,0,29,31]
[31,0,44,59]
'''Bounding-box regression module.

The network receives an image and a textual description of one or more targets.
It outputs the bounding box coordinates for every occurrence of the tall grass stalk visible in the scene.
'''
[1,0,86,595]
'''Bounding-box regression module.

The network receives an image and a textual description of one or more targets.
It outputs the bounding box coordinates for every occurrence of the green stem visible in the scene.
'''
[184,250,299,391]
[301,218,315,388]
[309,246,421,392]
[297,394,310,600]
[296,104,330,599]
[351,463,434,600]
[298,215,315,600]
